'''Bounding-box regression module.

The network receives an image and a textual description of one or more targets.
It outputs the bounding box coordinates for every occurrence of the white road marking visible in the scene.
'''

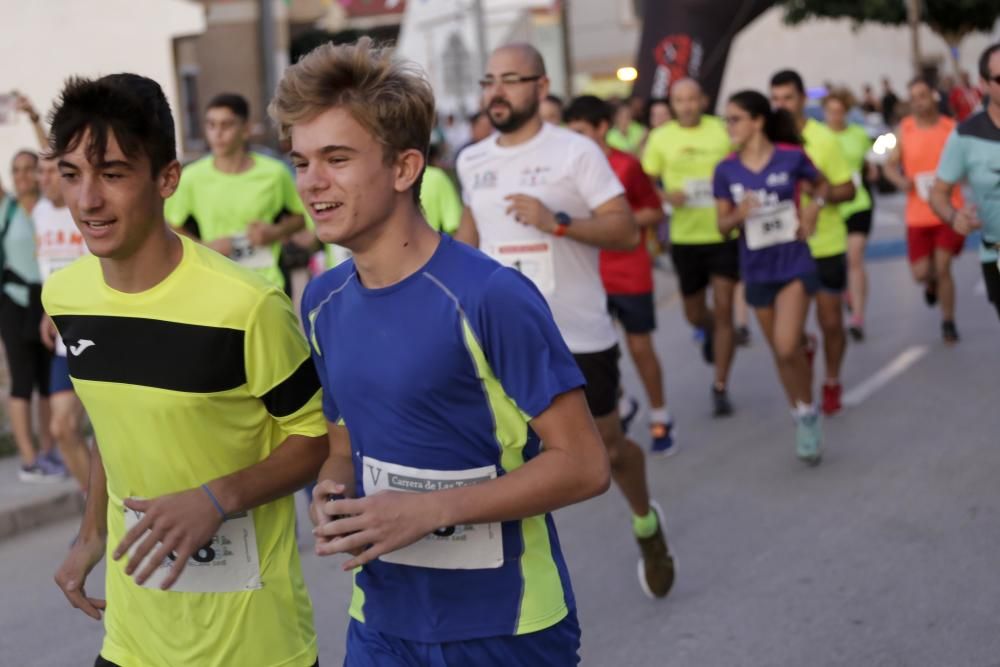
[842,345,930,407]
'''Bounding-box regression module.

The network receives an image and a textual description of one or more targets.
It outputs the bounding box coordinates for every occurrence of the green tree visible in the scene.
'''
[781,0,1000,72]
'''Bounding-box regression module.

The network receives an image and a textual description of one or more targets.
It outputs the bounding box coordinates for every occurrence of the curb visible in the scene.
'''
[0,488,85,543]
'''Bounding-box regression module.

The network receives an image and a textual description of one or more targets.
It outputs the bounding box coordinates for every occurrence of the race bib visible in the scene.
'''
[683,179,715,209]
[361,457,503,570]
[230,235,274,271]
[123,507,262,593]
[914,172,935,202]
[745,201,800,251]
[489,240,556,296]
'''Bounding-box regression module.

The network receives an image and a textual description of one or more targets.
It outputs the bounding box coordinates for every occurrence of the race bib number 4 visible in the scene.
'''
[745,201,800,251]
[683,179,715,209]
[230,235,274,271]
[914,172,935,202]
[123,507,262,593]
[361,457,503,570]
[489,240,556,296]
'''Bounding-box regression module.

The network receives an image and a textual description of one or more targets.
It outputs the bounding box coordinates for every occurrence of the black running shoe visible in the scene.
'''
[848,325,865,342]
[924,280,938,307]
[735,325,751,347]
[712,385,733,417]
[942,320,959,345]
[701,327,714,364]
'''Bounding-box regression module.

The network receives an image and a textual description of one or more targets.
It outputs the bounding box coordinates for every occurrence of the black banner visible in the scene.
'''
[632,0,776,109]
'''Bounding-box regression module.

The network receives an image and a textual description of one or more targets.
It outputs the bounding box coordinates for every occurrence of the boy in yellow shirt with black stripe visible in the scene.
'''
[46,73,327,667]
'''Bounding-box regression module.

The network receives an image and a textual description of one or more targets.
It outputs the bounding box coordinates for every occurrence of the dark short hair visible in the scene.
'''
[908,76,933,91]
[980,42,1000,80]
[48,73,177,177]
[770,69,805,95]
[563,95,612,127]
[544,94,564,109]
[206,93,250,122]
[12,149,38,168]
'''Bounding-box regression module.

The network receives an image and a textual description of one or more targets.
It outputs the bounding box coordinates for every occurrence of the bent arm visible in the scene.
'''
[561,195,640,250]
[716,199,744,237]
[424,389,611,527]
[208,433,327,515]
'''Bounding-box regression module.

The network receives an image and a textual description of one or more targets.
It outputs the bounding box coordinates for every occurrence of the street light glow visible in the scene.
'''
[616,66,638,82]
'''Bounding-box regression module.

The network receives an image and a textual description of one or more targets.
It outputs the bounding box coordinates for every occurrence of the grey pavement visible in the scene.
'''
[0,456,83,541]
[2,194,1000,666]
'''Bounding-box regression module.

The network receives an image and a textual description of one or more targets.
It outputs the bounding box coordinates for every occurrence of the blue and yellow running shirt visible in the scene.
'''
[42,235,325,667]
[302,234,585,644]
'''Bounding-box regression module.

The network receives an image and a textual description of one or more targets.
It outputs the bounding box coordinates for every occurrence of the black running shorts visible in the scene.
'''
[815,253,847,293]
[983,261,1000,321]
[572,345,621,419]
[670,240,740,297]
[845,209,873,236]
[607,292,656,334]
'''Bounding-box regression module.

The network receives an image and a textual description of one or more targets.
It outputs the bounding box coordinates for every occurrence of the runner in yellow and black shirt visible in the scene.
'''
[46,74,326,667]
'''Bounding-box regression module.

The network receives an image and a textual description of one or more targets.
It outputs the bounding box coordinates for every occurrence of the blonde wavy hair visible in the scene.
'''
[269,37,436,200]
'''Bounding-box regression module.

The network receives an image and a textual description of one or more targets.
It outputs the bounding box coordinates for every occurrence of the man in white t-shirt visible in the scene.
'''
[456,43,676,599]
[36,156,91,491]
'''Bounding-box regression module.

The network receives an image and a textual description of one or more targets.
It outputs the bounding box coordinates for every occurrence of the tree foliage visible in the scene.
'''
[781,0,1000,45]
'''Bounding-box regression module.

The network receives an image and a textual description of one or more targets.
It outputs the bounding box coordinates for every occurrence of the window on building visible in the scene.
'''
[179,66,203,151]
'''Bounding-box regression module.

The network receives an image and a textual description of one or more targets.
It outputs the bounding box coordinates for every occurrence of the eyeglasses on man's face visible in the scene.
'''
[478,74,543,90]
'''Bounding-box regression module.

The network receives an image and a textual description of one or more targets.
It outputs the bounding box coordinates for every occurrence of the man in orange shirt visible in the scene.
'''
[886,77,966,344]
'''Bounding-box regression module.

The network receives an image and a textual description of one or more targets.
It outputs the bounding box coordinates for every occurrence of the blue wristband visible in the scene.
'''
[201,484,227,520]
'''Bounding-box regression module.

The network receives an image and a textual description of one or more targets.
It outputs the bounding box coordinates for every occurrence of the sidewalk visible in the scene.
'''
[0,456,83,542]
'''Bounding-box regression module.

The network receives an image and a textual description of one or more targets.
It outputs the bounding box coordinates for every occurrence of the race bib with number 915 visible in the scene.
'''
[744,201,800,250]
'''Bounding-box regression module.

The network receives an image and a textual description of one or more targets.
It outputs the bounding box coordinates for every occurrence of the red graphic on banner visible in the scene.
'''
[649,34,703,98]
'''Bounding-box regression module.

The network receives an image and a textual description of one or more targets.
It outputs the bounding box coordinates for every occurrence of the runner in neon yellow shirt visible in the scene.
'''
[165,94,306,289]
[771,70,856,418]
[824,90,875,342]
[607,102,647,154]
[642,78,737,417]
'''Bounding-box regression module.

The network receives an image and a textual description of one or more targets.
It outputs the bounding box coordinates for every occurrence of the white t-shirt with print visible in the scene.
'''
[457,123,624,354]
[34,198,88,356]
[34,199,87,281]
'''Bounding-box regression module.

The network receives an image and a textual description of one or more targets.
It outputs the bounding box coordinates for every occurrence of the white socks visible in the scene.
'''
[649,407,671,424]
